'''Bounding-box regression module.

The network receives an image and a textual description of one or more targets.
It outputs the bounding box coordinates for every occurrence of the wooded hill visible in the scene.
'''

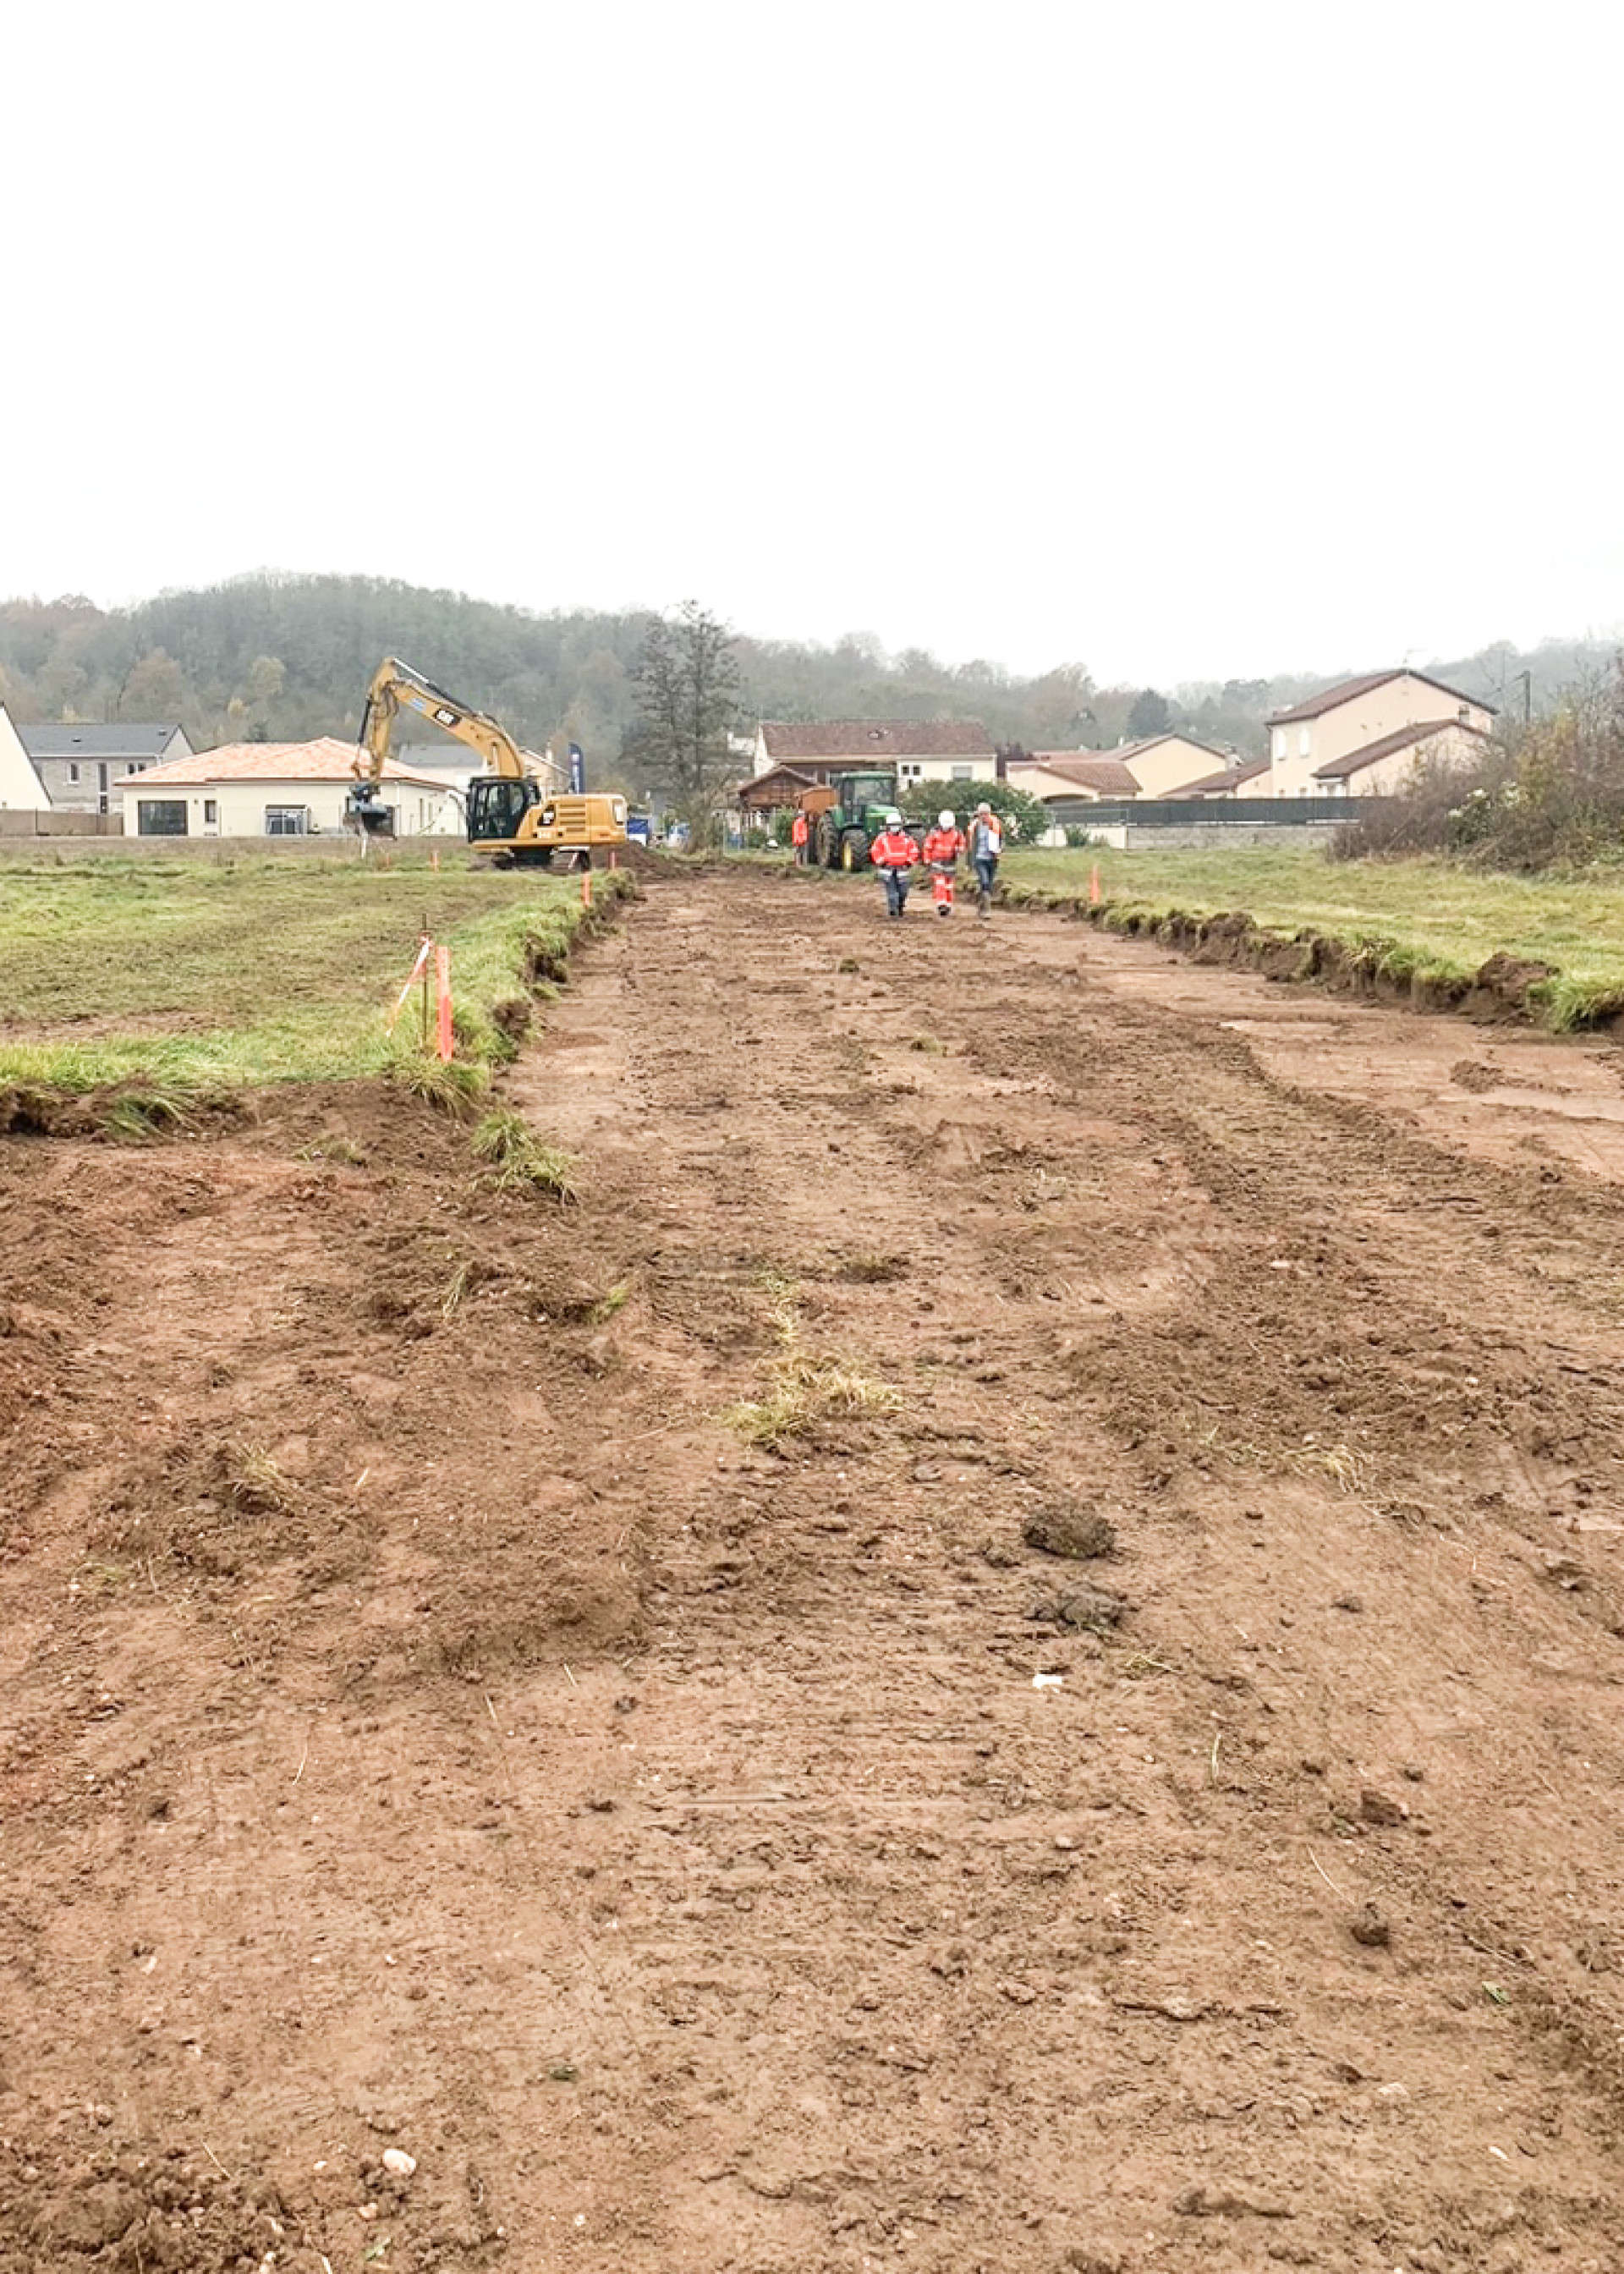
[0,574,1611,790]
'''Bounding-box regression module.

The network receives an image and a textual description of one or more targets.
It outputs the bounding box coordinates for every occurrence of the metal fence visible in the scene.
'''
[1046,797,1395,829]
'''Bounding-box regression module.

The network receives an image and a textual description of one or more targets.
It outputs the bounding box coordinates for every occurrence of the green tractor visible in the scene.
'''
[803,770,900,871]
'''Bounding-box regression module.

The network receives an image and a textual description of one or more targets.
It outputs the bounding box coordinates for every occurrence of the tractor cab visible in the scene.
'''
[801,769,899,870]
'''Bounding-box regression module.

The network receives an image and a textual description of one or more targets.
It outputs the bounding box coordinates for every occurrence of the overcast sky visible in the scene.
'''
[4,0,1620,685]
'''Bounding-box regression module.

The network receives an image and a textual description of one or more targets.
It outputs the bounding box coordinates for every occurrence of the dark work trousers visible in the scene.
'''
[881,866,911,916]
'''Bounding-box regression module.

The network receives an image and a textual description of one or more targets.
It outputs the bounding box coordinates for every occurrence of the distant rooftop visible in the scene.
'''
[20,722,184,760]
[759,719,994,761]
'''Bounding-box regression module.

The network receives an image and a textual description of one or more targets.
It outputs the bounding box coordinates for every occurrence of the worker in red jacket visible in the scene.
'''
[869,810,920,919]
[921,808,967,917]
[790,809,810,865]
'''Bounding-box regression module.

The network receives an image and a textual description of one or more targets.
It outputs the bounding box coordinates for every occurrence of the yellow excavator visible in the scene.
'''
[346,657,628,866]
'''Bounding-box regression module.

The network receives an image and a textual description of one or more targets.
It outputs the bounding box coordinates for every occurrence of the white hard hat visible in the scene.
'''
[883,808,903,826]
[938,809,955,828]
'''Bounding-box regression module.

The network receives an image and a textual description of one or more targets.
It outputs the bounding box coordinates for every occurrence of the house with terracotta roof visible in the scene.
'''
[19,721,193,815]
[1006,753,1143,804]
[1162,755,1272,799]
[113,738,463,838]
[750,719,996,790]
[1008,733,1230,805]
[1262,671,1494,799]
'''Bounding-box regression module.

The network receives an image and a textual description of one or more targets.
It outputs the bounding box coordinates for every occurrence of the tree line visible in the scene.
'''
[0,573,1609,801]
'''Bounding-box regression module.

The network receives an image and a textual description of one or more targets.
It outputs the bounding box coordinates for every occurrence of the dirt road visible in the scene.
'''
[5,866,1624,2272]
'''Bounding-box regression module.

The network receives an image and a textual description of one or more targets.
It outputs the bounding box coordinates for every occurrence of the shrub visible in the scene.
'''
[1332,657,1624,871]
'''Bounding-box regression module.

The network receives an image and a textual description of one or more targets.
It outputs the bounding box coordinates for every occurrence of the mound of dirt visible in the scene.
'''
[1023,1498,1117,1559]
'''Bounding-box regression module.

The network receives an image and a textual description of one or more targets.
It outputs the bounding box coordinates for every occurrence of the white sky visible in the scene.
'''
[3,0,1620,684]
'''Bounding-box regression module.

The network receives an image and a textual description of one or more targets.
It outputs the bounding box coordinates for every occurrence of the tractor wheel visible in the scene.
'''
[814,814,838,868]
[839,830,867,873]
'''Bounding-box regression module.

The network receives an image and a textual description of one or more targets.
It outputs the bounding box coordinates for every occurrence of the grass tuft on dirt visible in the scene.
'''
[727,1281,901,1448]
[471,1107,579,1199]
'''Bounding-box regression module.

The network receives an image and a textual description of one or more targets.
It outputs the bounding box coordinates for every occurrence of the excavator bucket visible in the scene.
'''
[344,784,395,837]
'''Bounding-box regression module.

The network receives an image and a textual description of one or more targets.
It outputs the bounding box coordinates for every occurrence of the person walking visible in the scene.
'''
[868,810,920,919]
[968,801,1006,918]
[790,808,810,865]
[922,808,967,917]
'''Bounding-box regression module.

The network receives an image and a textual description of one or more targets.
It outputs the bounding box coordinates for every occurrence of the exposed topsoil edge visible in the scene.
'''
[771,858,1577,1027]
[0,871,640,1140]
[1000,886,1566,1025]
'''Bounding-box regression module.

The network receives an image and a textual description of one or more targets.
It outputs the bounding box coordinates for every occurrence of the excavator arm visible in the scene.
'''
[346,656,623,865]
[350,656,553,792]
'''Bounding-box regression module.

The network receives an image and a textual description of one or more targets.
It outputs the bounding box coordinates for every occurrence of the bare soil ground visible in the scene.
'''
[5,868,1624,2273]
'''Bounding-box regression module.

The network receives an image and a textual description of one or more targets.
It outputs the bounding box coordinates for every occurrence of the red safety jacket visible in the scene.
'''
[791,812,809,846]
[870,828,919,870]
[923,826,966,865]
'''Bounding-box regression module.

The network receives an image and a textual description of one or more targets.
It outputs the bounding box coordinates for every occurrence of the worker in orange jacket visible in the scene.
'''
[790,809,810,865]
[921,809,967,917]
[869,810,920,919]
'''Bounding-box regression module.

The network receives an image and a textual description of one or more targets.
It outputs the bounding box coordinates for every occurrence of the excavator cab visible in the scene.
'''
[466,776,541,844]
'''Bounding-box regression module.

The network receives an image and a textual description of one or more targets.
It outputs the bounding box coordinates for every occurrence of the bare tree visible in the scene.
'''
[629,601,742,833]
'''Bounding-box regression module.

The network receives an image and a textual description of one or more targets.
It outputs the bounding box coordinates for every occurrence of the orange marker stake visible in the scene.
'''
[431,849,440,872]
[1089,863,1101,905]
[435,944,453,1062]
[581,869,593,908]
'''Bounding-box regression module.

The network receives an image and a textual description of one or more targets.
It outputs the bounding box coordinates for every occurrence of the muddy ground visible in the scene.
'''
[5,867,1624,2273]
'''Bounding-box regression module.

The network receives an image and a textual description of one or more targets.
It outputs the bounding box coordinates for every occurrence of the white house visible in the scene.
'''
[0,705,52,811]
[750,718,997,788]
[115,738,464,838]
[19,722,193,815]
[1263,672,1495,798]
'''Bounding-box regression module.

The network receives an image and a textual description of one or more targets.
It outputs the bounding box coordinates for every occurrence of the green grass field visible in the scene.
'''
[1002,846,1624,1028]
[0,851,631,1103]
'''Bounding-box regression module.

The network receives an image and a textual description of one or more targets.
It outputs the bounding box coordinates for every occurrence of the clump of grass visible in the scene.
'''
[726,1280,901,1448]
[837,1251,909,1284]
[470,1107,578,1200]
[388,1051,490,1116]
[97,1083,198,1141]
[230,1442,298,1518]
[908,1035,946,1055]
[1295,1441,1371,1495]
[588,1281,630,1324]
[293,1134,366,1165]
[837,956,861,974]
[1539,973,1624,1031]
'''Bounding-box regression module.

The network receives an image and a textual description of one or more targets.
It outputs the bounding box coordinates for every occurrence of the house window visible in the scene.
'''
[951,764,974,780]
[1298,727,1311,757]
[69,762,80,783]
[136,799,188,836]
[1271,729,1286,761]
[204,799,218,825]
[265,805,309,836]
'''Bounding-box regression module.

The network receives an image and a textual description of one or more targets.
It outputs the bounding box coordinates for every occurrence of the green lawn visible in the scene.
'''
[0,852,628,1099]
[1002,847,1624,1027]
